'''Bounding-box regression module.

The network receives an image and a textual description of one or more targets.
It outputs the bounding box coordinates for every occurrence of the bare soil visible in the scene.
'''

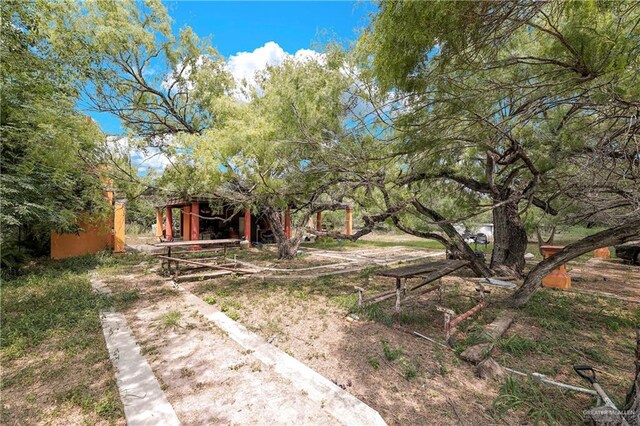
[92,241,637,425]
[183,249,638,425]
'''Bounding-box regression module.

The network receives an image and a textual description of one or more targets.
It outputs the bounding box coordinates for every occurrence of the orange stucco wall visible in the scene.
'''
[113,203,126,253]
[50,218,113,260]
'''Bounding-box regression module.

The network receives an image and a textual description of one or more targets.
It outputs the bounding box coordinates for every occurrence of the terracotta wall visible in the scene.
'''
[50,218,114,260]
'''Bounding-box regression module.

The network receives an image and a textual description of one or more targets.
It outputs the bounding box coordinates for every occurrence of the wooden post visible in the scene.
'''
[156,208,164,240]
[183,205,191,241]
[285,206,291,239]
[345,207,352,236]
[244,208,252,245]
[165,207,173,241]
[395,277,402,319]
[316,211,322,231]
[113,202,126,253]
[190,201,199,240]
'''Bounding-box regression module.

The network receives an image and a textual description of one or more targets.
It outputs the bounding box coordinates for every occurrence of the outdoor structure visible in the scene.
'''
[156,197,267,244]
[540,245,571,289]
[156,196,355,244]
[50,192,126,259]
[594,247,611,258]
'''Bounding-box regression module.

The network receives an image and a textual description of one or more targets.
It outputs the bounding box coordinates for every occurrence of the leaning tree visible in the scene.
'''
[358,0,640,284]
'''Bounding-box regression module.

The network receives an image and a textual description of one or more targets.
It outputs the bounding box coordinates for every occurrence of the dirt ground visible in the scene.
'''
[99,238,638,425]
[180,248,638,425]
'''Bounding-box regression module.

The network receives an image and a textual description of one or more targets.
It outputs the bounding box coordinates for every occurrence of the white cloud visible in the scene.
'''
[226,42,325,101]
[106,136,173,175]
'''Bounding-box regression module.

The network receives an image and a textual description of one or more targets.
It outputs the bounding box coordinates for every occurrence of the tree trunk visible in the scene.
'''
[625,329,640,425]
[491,199,527,277]
[536,225,557,255]
[412,200,493,277]
[277,238,299,259]
[508,217,640,307]
[264,207,302,260]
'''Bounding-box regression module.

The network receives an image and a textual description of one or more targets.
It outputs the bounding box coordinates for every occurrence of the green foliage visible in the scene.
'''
[159,311,182,328]
[381,340,403,362]
[357,0,640,259]
[368,357,380,370]
[1,1,108,259]
[492,376,580,424]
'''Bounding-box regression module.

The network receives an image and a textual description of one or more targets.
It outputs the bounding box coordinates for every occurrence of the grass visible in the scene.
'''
[381,340,403,362]
[499,334,552,356]
[160,311,182,328]
[492,376,582,424]
[0,253,144,424]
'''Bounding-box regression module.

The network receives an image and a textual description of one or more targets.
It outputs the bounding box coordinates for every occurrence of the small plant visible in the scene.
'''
[203,295,216,305]
[368,357,380,370]
[492,376,574,424]
[160,311,182,328]
[402,360,418,379]
[381,340,403,362]
[499,334,547,356]
[180,367,195,378]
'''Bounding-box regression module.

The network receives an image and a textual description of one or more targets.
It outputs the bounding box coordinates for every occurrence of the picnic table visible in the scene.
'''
[154,239,243,277]
[154,238,241,257]
[357,259,470,316]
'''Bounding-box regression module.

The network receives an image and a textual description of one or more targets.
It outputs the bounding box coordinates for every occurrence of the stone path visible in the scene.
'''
[90,274,180,426]
[92,273,386,425]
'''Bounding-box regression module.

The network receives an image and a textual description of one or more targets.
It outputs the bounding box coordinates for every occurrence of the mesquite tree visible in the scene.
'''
[180,56,356,259]
[359,0,640,280]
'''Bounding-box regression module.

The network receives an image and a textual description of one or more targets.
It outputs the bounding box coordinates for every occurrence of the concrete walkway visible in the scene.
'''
[90,274,180,426]
[92,272,386,425]
[180,288,387,425]
[101,312,181,425]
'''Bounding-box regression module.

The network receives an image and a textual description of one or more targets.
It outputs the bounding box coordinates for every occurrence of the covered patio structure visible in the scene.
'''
[156,197,355,245]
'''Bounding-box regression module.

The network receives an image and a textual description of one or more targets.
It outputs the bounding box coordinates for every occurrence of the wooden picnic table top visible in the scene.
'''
[376,259,469,279]
[154,239,242,248]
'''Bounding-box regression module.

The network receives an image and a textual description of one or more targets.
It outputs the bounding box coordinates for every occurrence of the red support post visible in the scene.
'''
[190,201,200,241]
[244,209,252,246]
[285,207,291,239]
[165,207,173,241]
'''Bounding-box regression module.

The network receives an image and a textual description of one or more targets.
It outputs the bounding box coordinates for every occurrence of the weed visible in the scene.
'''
[382,340,403,362]
[203,295,216,305]
[160,311,182,328]
[113,289,140,307]
[403,361,418,379]
[492,376,578,424]
[499,334,549,356]
[180,368,195,378]
[368,357,380,370]
[291,289,310,301]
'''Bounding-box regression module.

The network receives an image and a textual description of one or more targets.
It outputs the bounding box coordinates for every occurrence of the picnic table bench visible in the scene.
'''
[154,238,241,257]
[356,259,470,316]
[154,239,244,277]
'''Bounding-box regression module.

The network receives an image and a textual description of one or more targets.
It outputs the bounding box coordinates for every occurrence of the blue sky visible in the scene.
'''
[89,1,376,135]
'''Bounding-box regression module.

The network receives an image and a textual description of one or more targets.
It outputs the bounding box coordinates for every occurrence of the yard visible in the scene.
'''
[2,231,638,425]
